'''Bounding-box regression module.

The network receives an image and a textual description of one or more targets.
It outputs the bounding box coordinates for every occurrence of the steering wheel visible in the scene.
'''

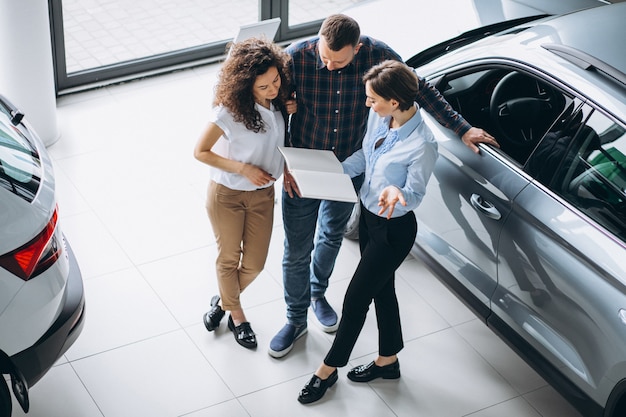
[490,72,563,148]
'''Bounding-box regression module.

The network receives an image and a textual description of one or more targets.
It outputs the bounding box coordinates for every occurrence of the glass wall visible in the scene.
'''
[61,0,259,73]
[288,0,362,26]
[50,0,364,94]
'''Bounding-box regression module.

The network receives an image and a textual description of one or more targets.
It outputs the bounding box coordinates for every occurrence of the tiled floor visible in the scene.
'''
[12,63,583,416]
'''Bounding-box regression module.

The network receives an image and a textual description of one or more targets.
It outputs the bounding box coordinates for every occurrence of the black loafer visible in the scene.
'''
[227,315,257,349]
[298,369,338,404]
[203,295,225,332]
[347,360,400,383]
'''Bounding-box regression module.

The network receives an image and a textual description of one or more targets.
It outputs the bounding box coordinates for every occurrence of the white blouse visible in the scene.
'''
[210,103,285,191]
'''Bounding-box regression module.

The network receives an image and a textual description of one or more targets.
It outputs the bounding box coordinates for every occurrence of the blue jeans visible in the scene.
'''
[281,175,363,325]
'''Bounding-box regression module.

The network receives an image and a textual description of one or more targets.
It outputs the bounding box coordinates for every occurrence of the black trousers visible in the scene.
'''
[324,203,417,367]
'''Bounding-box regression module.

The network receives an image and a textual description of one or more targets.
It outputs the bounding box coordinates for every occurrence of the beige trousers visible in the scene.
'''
[206,181,275,311]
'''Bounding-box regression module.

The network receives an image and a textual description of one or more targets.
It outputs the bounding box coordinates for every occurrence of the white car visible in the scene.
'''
[0,95,85,417]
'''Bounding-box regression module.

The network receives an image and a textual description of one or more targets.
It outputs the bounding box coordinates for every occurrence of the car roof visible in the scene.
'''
[525,3,626,78]
[343,0,612,60]
[414,3,626,122]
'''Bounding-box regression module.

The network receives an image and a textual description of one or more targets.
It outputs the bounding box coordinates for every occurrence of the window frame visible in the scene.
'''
[48,0,322,95]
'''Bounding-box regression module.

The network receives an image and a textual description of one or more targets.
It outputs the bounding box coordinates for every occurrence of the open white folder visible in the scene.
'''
[278,147,358,203]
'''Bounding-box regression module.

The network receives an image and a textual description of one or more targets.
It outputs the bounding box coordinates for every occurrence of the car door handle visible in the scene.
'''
[470,193,501,220]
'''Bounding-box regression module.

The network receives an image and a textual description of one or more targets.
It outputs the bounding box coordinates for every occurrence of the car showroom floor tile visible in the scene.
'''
[375,328,520,417]
[71,330,233,417]
[64,267,180,360]
[455,319,546,394]
[10,364,103,417]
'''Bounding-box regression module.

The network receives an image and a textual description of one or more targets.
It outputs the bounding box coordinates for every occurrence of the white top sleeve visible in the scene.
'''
[209,104,285,190]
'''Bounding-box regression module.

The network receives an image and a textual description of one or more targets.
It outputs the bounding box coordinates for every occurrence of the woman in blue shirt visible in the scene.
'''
[298,60,438,404]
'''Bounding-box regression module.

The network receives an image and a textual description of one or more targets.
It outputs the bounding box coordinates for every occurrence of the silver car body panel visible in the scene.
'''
[495,175,626,404]
[408,2,626,411]
[0,115,56,254]
[418,112,530,306]
[0,111,72,356]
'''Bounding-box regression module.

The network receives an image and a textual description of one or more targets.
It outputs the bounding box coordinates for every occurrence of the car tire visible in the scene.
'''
[0,378,11,417]
[344,203,360,241]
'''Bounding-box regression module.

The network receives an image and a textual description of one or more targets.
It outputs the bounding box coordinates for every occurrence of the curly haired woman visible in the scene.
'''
[194,38,295,349]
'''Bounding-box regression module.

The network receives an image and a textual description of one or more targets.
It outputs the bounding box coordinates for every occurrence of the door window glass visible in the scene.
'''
[436,67,567,165]
[552,109,626,242]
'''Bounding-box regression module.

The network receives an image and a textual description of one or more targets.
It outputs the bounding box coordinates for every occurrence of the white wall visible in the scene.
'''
[0,0,59,146]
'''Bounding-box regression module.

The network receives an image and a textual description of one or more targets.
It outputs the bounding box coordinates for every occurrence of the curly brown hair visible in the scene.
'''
[213,37,292,133]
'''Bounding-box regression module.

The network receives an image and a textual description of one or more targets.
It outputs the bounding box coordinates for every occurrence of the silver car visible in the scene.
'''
[396,3,626,416]
[0,96,85,417]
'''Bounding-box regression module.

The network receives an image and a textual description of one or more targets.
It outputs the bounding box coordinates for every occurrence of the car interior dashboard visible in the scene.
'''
[438,68,567,165]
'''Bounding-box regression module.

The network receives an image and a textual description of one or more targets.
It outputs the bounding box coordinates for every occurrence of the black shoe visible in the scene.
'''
[297,369,338,404]
[347,360,400,383]
[227,315,257,349]
[203,295,225,332]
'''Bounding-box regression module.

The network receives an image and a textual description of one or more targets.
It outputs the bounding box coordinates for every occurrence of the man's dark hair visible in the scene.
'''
[319,14,360,50]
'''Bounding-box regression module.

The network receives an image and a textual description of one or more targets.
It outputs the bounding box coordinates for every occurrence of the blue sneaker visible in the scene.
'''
[268,323,307,358]
[311,297,338,333]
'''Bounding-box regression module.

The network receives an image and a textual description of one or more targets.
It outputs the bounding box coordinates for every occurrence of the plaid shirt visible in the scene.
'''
[286,36,471,161]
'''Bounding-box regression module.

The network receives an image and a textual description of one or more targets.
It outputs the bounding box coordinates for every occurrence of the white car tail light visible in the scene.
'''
[0,208,61,281]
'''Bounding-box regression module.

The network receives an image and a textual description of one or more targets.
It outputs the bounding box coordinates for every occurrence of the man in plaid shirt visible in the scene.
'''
[269,14,497,358]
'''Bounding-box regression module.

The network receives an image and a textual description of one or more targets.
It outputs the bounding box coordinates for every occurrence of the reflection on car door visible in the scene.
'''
[493,103,626,405]
[416,111,530,317]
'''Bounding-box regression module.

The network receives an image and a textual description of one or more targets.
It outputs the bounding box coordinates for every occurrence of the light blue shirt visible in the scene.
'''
[342,105,438,218]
